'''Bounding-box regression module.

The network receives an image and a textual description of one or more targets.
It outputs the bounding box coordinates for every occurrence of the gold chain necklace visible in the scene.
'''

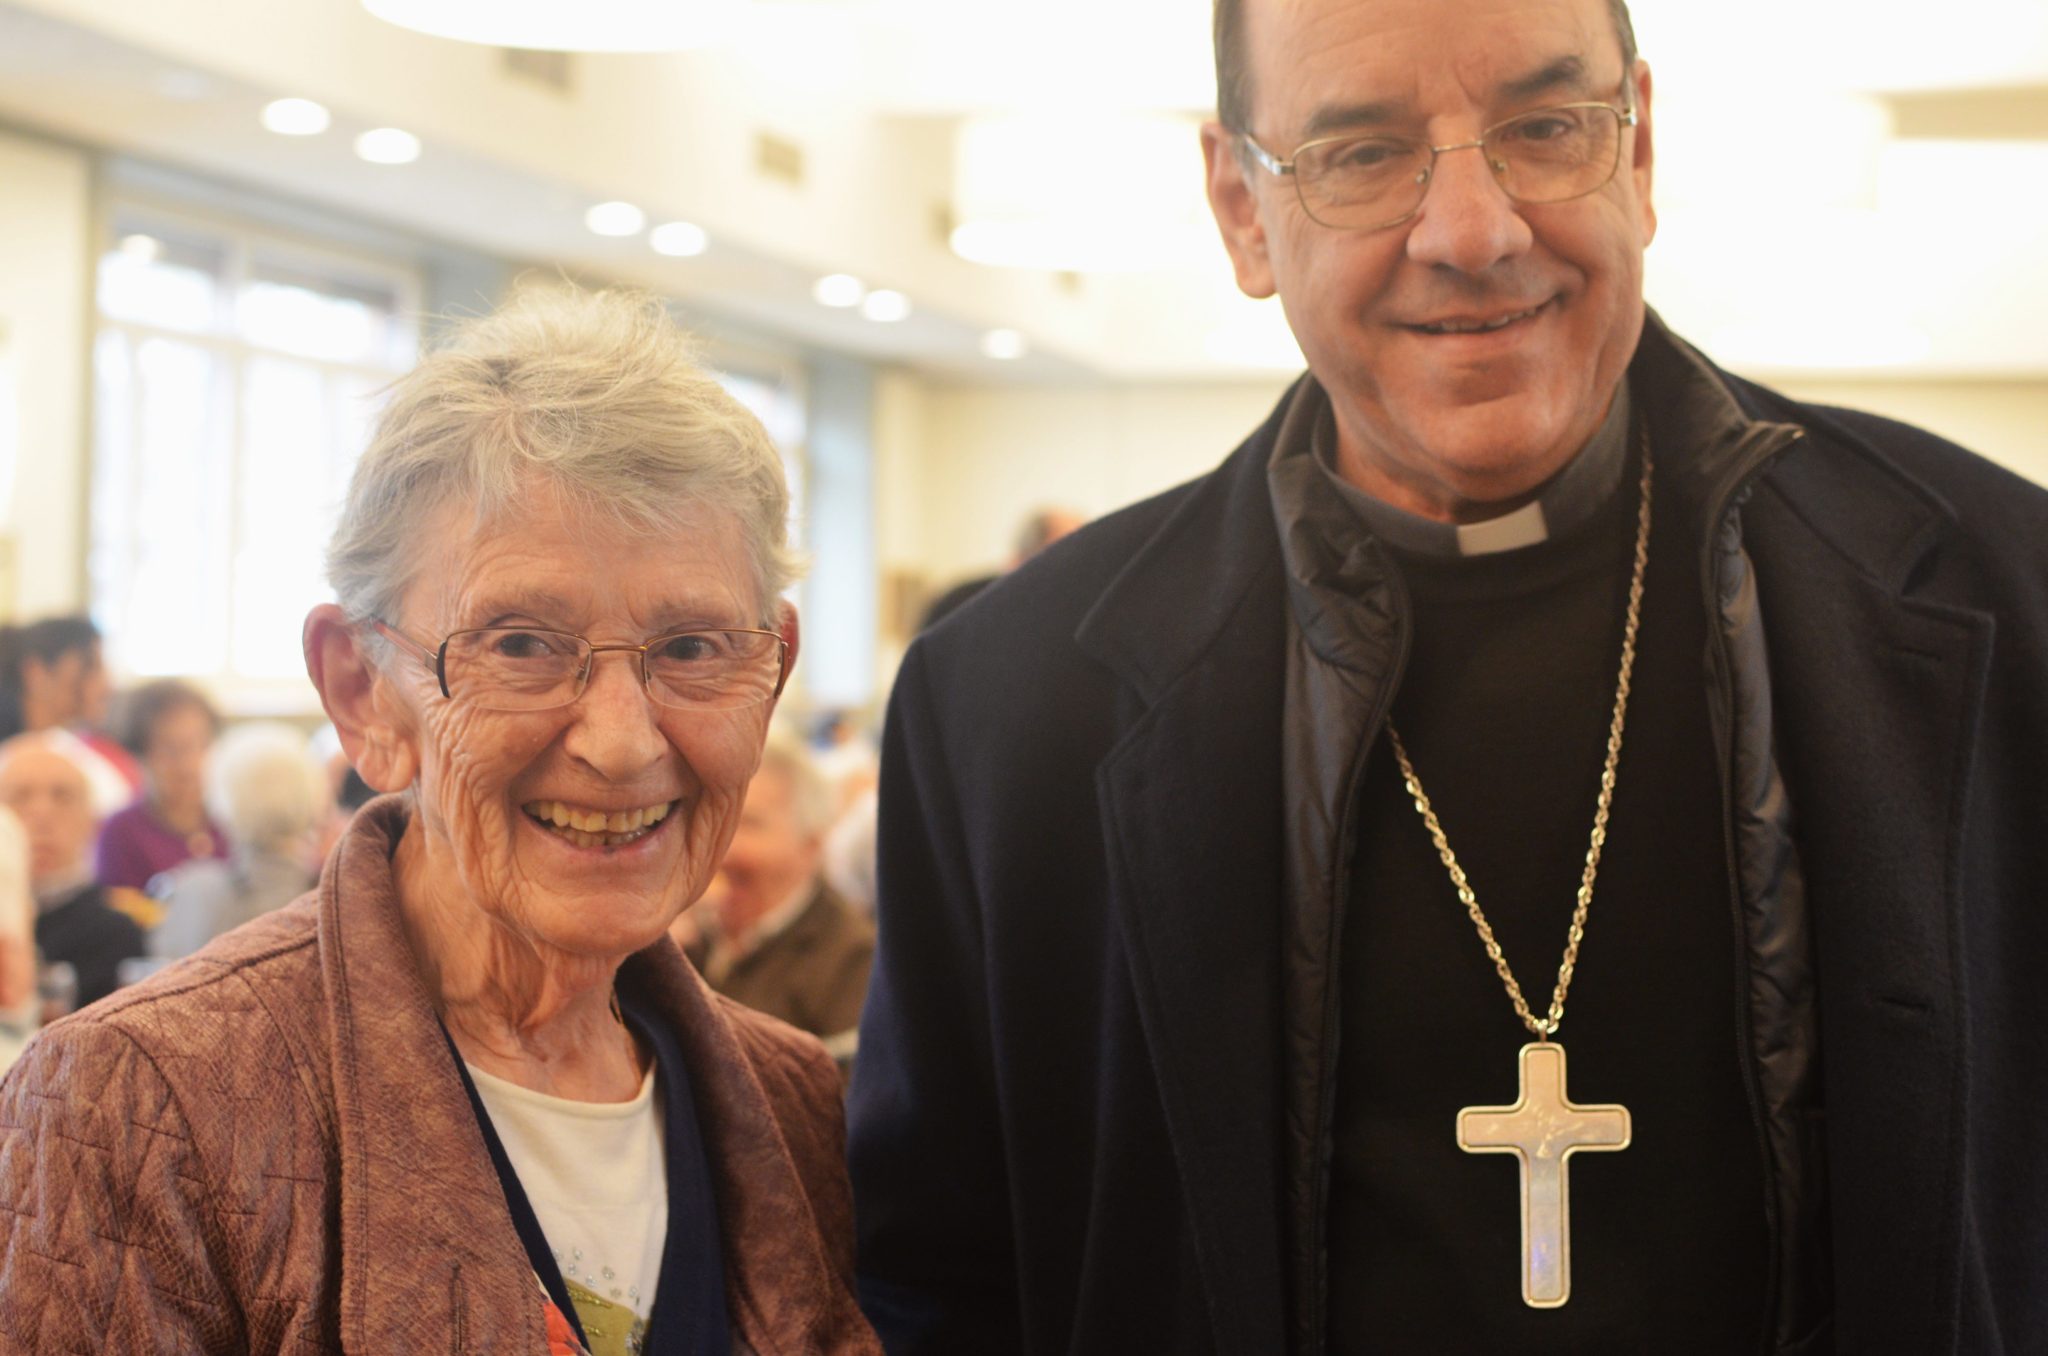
[1385,425,1650,1310]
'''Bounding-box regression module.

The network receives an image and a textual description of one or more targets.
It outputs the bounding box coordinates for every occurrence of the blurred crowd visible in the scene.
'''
[0,611,887,1075]
[0,615,352,1070]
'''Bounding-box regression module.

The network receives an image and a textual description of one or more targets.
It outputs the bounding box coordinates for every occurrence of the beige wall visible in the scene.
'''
[1769,377,2048,489]
[906,377,1293,585]
[0,127,92,618]
[891,371,2047,594]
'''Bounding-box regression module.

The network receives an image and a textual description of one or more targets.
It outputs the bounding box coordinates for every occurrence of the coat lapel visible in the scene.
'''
[1745,437,1989,1354]
[1077,429,1293,1351]
[324,801,872,1356]
[321,801,548,1354]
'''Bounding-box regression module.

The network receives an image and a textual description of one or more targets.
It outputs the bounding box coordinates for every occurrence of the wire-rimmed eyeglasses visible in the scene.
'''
[1239,92,1638,232]
[372,621,790,713]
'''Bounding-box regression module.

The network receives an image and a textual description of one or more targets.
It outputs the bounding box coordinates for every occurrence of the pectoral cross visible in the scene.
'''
[1458,1041,1630,1308]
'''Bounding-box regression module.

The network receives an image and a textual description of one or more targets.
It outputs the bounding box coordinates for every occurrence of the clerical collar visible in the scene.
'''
[1299,378,1633,559]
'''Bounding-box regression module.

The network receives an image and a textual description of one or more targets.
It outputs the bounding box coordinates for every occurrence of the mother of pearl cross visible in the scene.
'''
[1457,1041,1631,1308]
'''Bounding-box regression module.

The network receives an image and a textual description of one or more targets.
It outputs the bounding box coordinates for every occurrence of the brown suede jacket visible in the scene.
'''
[0,797,880,1355]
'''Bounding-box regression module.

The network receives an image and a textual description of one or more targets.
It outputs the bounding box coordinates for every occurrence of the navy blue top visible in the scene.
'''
[445,987,732,1355]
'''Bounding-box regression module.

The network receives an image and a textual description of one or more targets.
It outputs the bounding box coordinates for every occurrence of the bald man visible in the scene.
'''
[0,734,145,1010]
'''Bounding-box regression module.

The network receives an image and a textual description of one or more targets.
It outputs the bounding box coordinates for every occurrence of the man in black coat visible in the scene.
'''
[849,0,2048,1351]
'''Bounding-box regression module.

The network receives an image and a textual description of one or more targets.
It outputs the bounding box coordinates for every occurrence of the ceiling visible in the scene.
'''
[1,0,2044,380]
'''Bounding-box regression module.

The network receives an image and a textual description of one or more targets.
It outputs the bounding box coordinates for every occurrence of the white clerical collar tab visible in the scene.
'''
[1456,501,1549,556]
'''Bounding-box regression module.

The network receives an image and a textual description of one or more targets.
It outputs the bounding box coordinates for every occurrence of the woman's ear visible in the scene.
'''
[770,602,800,713]
[303,605,418,793]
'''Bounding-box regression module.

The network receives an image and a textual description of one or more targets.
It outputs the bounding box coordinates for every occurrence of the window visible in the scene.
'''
[91,211,419,704]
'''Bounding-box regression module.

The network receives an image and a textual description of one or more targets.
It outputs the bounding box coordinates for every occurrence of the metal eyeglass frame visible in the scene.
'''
[1238,91,1639,233]
[370,620,791,709]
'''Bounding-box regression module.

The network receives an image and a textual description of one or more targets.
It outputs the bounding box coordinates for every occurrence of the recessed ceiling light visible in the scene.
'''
[813,274,865,308]
[861,289,911,323]
[584,201,647,237]
[980,328,1027,360]
[117,234,162,263]
[261,97,331,136]
[354,127,422,165]
[649,222,709,257]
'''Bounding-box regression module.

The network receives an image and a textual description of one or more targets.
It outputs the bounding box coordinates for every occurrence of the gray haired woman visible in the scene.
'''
[0,289,879,1355]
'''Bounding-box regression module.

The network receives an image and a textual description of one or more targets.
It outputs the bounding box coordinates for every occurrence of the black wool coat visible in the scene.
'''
[848,327,2048,1356]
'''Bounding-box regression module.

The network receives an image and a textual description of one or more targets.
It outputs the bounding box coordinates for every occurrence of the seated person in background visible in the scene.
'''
[0,809,34,1072]
[95,679,229,924]
[0,733,144,1010]
[696,729,874,1043]
[0,618,139,815]
[150,721,324,961]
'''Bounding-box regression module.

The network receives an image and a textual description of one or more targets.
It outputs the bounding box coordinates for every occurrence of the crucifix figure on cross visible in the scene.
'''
[1458,1041,1632,1308]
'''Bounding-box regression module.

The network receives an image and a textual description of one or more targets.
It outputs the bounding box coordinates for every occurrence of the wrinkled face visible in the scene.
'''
[144,701,214,808]
[1211,0,1655,515]
[0,745,97,881]
[716,763,824,943]
[377,497,783,961]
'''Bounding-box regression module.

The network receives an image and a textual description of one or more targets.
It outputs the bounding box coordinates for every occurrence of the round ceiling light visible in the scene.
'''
[261,98,332,136]
[361,0,737,51]
[585,201,647,237]
[980,329,1028,361]
[650,222,709,257]
[354,128,422,165]
[860,290,912,323]
[812,274,866,308]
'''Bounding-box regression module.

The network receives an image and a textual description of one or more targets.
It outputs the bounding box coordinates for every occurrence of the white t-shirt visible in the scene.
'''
[469,1062,667,1347]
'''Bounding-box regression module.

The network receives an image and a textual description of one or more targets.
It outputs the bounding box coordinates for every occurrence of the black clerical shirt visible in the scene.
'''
[1324,443,1770,1351]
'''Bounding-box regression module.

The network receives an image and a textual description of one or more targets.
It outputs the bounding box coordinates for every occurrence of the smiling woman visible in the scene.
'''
[0,288,880,1356]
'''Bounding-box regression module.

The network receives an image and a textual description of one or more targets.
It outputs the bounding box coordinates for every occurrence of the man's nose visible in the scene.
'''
[1403,141,1534,274]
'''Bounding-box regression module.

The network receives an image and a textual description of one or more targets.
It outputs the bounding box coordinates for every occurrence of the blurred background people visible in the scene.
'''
[697,728,874,1044]
[0,809,34,1072]
[918,505,1089,631]
[149,721,325,962]
[0,617,138,815]
[95,679,228,918]
[0,732,144,1010]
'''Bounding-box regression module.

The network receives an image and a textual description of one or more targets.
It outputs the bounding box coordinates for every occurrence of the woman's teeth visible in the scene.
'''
[522,799,673,849]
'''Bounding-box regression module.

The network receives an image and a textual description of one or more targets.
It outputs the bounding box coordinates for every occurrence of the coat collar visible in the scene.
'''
[321,798,870,1354]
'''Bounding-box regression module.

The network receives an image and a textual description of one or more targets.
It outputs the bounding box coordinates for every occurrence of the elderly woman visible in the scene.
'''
[0,289,878,1355]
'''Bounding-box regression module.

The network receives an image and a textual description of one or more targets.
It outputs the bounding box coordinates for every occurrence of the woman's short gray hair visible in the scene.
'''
[327,286,799,628]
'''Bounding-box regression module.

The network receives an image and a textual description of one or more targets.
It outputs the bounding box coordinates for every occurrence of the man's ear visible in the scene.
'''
[770,602,800,715]
[1202,121,1278,300]
[302,604,418,793]
[1629,59,1656,247]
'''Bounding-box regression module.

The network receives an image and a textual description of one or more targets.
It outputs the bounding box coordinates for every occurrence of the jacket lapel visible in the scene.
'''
[1077,426,1293,1351]
[1744,433,1988,1354]
[321,802,549,1354]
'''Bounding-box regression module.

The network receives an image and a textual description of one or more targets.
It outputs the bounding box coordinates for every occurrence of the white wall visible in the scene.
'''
[0,127,92,618]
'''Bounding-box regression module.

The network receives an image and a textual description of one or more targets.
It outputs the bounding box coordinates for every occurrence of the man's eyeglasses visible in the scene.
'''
[1239,94,1638,233]
[372,622,790,713]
